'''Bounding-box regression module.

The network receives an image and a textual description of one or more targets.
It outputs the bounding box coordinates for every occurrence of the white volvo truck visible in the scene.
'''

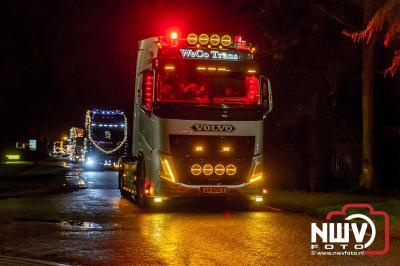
[119,32,272,207]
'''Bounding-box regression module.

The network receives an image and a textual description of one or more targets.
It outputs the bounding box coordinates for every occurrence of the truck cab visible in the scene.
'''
[119,32,272,206]
[84,109,128,169]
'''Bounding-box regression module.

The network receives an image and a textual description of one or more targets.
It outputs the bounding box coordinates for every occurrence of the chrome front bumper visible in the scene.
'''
[150,179,266,200]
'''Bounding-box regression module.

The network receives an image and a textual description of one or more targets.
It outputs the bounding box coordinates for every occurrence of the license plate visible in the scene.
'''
[200,187,228,194]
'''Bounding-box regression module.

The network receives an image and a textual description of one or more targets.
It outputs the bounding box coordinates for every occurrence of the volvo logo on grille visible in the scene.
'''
[191,124,235,132]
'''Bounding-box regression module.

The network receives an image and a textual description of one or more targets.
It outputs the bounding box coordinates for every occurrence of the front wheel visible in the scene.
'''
[118,169,131,198]
[136,159,150,208]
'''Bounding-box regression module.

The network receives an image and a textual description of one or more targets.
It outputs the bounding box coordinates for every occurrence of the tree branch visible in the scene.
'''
[308,0,359,29]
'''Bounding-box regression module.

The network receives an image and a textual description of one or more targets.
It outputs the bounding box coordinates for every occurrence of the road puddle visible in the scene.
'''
[60,220,103,231]
[14,218,102,231]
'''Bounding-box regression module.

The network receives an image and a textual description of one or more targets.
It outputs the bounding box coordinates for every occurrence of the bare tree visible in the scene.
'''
[345,0,400,77]
[343,0,399,190]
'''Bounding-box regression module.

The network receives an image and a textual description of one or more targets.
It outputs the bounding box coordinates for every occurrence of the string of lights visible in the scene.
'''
[85,110,128,154]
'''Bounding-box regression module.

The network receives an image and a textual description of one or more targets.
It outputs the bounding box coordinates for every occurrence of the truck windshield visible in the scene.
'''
[156,68,260,105]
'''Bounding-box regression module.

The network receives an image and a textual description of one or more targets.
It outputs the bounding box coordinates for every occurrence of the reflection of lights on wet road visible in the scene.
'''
[2,168,398,265]
[134,211,290,265]
[138,214,182,263]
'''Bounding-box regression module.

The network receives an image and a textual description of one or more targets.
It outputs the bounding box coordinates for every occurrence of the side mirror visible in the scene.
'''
[260,76,273,116]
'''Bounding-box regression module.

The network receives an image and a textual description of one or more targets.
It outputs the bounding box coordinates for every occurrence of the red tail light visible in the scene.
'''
[245,75,260,104]
[145,179,151,189]
[234,36,242,43]
[143,72,154,109]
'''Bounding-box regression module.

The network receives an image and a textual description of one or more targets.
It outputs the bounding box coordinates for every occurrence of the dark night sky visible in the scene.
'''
[1,0,259,147]
[1,0,399,153]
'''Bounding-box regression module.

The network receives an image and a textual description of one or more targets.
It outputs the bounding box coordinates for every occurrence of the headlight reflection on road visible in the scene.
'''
[138,214,181,263]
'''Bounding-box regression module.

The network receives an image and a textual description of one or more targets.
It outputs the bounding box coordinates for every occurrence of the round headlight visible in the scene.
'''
[214,164,225,175]
[191,164,202,176]
[226,164,236,175]
[202,164,213,175]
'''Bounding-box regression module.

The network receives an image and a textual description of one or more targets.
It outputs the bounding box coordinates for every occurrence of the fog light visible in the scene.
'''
[221,146,231,152]
[194,146,203,152]
[255,196,263,202]
[203,164,213,175]
[226,164,236,175]
[154,197,162,203]
[214,164,225,175]
[191,164,202,175]
[263,189,268,194]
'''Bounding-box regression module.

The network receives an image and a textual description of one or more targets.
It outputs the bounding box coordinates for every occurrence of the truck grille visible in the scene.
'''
[169,135,255,185]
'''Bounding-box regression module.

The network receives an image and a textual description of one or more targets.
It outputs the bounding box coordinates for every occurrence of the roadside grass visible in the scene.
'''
[0,160,68,177]
[268,191,400,237]
[0,159,85,198]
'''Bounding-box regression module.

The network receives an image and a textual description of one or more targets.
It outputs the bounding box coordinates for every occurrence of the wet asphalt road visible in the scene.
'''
[0,170,399,265]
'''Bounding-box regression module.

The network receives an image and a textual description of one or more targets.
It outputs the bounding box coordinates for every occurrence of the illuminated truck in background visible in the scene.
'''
[119,32,273,206]
[52,141,64,157]
[69,127,85,162]
[84,109,128,169]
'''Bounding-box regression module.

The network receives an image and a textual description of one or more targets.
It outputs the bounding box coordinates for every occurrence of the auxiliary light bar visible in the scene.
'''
[158,32,255,53]
[187,33,232,47]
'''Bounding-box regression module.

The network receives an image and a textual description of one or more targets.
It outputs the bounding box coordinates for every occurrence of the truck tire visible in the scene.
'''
[118,168,131,198]
[136,159,149,208]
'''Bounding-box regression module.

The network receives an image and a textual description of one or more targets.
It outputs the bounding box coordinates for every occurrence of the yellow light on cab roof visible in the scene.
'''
[221,35,232,46]
[210,34,220,45]
[199,33,209,45]
[187,33,198,44]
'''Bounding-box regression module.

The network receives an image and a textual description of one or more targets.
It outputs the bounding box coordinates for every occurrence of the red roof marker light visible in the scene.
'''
[170,32,178,40]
